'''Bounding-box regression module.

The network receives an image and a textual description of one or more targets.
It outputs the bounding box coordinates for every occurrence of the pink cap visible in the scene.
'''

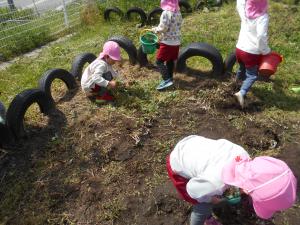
[221,156,297,219]
[246,0,268,19]
[160,0,179,12]
[99,41,121,61]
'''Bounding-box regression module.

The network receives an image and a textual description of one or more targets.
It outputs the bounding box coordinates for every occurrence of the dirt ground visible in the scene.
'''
[0,62,299,225]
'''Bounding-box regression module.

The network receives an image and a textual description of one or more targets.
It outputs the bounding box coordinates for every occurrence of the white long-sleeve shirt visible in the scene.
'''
[81,58,118,93]
[152,10,182,46]
[170,135,249,203]
[236,0,271,55]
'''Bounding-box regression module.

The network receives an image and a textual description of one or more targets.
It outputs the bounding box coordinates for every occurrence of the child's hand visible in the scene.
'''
[211,196,226,205]
[151,27,157,33]
[108,80,117,89]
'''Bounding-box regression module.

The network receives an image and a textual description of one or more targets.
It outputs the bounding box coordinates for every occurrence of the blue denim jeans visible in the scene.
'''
[236,63,258,97]
[190,202,213,225]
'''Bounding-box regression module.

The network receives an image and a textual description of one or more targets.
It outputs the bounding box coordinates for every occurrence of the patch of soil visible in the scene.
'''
[0,63,298,225]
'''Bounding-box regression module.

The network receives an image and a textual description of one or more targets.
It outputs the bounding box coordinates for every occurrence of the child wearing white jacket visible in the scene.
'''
[234,0,271,108]
[81,41,121,103]
[167,135,297,225]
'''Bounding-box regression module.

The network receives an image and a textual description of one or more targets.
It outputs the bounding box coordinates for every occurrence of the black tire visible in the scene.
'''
[0,123,11,146]
[126,7,147,27]
[195,0,205,10]
[6,89,55,139]
[137,45,149,67]
[195,0,222,10]
[107,36,137,65]
[104,7,124,21]
[0,101,5,123]
[214,0,223,7]
[38,68,77,101]
[148,7,163,24]
[0,101,10,145]
[179,0,193,13]
[70,53,97,80]
[176,42,224,76]
[224,51,237,75]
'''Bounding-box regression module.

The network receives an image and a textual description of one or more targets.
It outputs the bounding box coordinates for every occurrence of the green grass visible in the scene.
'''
[0,1,300,111]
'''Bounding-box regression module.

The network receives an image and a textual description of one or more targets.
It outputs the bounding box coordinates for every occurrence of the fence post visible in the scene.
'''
[31,0,40,16]
[7,0,16,11]
[62,0,69,27]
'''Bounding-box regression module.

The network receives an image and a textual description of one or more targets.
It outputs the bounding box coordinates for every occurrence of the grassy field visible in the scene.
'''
[1,1,300,110]
[0,1,300,225]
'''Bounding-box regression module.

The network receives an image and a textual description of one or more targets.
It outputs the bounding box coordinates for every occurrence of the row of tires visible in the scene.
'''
[0,35,236,146]
[104,0,224,25]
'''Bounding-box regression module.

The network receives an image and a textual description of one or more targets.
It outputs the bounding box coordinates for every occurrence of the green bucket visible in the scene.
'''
[139,30,158,54]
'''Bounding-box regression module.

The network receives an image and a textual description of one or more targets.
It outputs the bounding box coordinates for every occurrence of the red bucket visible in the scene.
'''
[259,52,283,77]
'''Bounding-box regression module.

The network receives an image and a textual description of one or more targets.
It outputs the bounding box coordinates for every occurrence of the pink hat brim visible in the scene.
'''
[99,52,122,61]
[253,201,274,219]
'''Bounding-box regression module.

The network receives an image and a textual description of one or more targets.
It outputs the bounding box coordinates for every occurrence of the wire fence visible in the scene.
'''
[0,0,92,59]
[0,0,298,60]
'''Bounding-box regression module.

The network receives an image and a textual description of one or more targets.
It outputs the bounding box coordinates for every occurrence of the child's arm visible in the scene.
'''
[91,64,110,87]
[152,11,170,34]
[257,15,271,55]
[186,176,224,203]
[236,0,246,21]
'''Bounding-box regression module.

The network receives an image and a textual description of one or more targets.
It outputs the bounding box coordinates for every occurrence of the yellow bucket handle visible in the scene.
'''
[140,29,154,38]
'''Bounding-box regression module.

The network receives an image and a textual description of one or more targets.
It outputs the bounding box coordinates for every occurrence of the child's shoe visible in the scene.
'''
[95,92,114,104]
[156,79,173,90]
[204,216,223,225]
[234,91,244,109]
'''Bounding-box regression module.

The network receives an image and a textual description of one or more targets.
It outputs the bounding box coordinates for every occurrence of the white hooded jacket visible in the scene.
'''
[81,58,118,93]
[236,0,271,55]
[170,135,249,203]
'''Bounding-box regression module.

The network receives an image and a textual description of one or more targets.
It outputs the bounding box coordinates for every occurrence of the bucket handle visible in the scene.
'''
[139,29,155,38]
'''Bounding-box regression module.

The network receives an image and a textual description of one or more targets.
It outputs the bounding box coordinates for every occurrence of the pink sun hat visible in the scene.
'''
[99,41,121,61]
[160,0,180,12]
[246,0,268,19]
[221,156,297,219]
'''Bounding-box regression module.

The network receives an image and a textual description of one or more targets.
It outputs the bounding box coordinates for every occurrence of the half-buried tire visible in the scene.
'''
[0,101,11,145]
[0,123,11,146]
[176,42,223,76]
[179,0,193,14]
[148,7,163,24]
[6,89,55,139]
[107,36,138,65]
[224,51,237,76]
[195,0,222,10]
[39,68,77,101]
[70,53,97,80]
[0,101,5,124]
[126,7,147,27]
[137,45,149,67]
[104,7,124,21]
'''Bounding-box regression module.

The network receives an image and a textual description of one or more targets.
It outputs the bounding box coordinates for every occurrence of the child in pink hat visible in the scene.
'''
[151,0,182,90]
[81,41,122,103]
[167,135,297,225]
[234,0,270,108]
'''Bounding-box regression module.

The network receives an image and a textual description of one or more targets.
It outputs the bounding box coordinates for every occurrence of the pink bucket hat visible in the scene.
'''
[246,0,268,19]
[161,0,179,12]
[99,41,121,61]
[221,156,297,219]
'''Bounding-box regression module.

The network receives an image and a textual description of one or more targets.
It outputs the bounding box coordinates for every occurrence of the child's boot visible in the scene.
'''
[234,91,244,109]
[95,92,114,104]
[204,216,223,225]
[156,78,174,90]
